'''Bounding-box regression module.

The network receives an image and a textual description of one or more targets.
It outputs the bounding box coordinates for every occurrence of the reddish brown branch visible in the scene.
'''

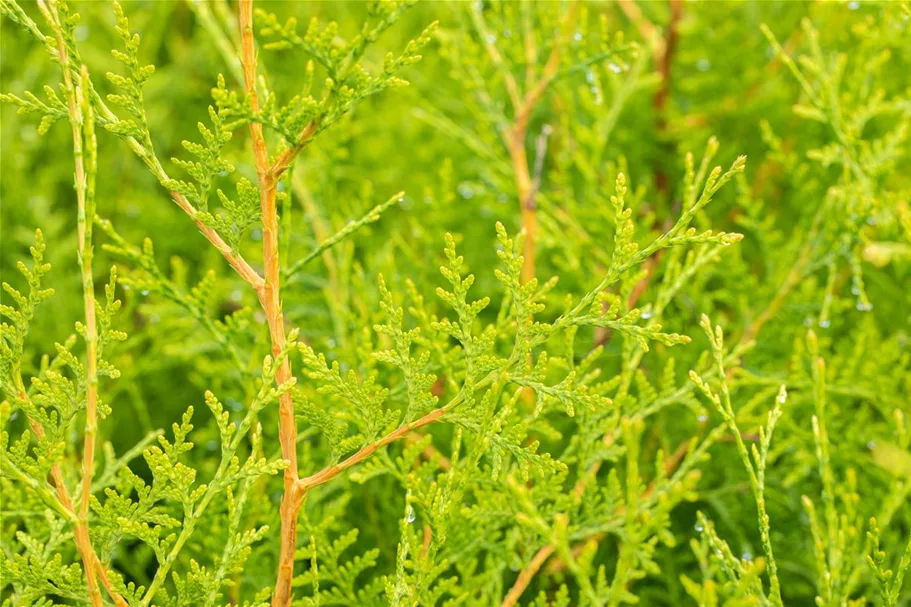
[238,3,299,605]
[501,544,556,607]
[504,2,578,285]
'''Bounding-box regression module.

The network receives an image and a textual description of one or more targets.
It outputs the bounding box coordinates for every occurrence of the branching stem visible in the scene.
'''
[238,3,299,604]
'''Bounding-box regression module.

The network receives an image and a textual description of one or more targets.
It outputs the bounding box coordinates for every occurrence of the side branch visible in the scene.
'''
[293,408,446,502]
[169,191,265,291]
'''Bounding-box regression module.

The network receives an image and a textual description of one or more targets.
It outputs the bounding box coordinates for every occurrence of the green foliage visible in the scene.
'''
[2,1,910,606]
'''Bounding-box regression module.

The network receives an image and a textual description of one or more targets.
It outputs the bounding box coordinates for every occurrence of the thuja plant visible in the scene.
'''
[1,1,909,606]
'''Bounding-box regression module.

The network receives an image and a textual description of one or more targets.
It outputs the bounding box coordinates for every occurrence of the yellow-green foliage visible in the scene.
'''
[1,1,909,606]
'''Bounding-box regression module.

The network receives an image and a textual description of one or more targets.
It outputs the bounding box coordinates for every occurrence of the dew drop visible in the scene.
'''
[486,34,497,44]
[695,522,704,532]
[406,506,416,524]
[777,385,788,404]
[573,32,582,42]
[848,1,860,9]
[141,289,150,296]
[457,184,474,199]
[608,62,622,74]
[867,440,877,450]
[641,310,653,320]
[741,551,753,562]
[697,415,708,423]
[856,301,873,312]
[818,319,831,329]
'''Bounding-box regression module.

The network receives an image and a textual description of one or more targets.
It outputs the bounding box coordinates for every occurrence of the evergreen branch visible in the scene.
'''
[49,2,265,292]
[284,191,403,280]
[690,316,784,607]
[35,3,122,605]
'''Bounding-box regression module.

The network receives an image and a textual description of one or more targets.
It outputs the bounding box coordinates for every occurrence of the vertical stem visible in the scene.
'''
[237,3,299,605]
[506,2,576,285]
[36,2,108,604]
[77,64,101,607]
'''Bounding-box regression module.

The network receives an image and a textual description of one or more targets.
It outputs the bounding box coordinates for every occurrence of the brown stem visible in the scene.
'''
[506,1,577,285]
[169,191,265,290]
[501,544,556,607]
[294,408,446,502]
[269,120,320,180]
[237,3,299,605]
